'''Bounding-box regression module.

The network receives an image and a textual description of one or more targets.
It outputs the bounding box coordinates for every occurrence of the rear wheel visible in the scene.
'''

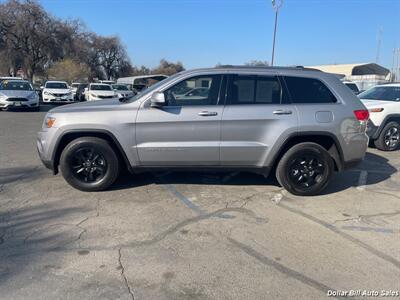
[60,137,120,191]
[276,142,334,196]
[374,121,400,151]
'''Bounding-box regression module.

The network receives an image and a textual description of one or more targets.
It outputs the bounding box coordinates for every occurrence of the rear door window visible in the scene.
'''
[227,75,282,105]
[284,76,337,104]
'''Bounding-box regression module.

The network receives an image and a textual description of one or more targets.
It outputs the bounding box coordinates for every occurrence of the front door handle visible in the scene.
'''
[273,110,293,115]
[198,111,218,117]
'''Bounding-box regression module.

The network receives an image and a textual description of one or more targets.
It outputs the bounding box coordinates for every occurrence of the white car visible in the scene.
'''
[86,83,119,101]
[42,81,73,103]
[0,80,39,111]
[359,83,400,151]
[112,84,134,100]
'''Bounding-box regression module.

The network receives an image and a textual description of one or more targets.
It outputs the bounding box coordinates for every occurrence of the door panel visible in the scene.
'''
[221,74,298,167]
[221,104,298,166]
[136,105,223,165]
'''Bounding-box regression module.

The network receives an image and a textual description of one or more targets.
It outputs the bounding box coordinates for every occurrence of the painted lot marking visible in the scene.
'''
[156,172,234,219]
[356,170,368,191]
[340,226,398,234]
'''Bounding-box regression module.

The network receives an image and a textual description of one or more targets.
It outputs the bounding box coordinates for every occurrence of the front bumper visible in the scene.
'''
[0,99,39,109]
[37,129,58,174]
[43,94,74,103]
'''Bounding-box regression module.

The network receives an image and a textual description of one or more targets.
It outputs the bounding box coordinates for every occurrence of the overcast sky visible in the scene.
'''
[40,0,400,69]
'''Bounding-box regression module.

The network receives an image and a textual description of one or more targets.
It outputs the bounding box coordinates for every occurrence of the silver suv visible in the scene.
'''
[37,66,369,196]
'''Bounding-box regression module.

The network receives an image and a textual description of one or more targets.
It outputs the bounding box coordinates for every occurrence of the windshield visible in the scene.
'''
[91,84,112,91]
[0,81,33,91]
[46,82,68,89]
[112,84,129,91]
[359,86,400,101]
[127,73,178,102]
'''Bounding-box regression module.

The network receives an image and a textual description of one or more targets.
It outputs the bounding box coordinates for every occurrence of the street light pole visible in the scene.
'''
[271,0,283,66]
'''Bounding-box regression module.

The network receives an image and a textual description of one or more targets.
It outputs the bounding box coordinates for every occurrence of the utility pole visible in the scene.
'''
[271,0,283,66]
[375,27,382,64]
[392,48,397,82]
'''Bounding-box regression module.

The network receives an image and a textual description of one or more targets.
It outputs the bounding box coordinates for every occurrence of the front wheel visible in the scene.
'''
[276,142,334,196]
[60,137,120,191]
[374,121,400,151]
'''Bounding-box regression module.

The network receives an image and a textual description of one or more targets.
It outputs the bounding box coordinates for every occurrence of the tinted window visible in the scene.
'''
[46,82,68,89]
[284,76,337,103]
[228,75,281,105]
[164,75,221,106]
[112,84,129,90]
[358,86,400,102]
[345,83,359,93]
[91,84,112,91]
[0,81,32,91]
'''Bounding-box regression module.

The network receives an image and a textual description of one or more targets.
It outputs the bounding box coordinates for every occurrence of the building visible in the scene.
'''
[308,63,391,91]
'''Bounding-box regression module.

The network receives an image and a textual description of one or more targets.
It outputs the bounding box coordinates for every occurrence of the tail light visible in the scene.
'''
[354,110,369,121]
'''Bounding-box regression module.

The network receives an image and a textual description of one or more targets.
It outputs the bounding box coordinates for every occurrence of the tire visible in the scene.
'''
[276,142,334,196]
[60,137,120,191]
[373,121,400,151]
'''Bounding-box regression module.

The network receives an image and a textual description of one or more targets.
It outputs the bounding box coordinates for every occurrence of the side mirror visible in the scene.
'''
[150,92,166,108]
[40,86,44,89]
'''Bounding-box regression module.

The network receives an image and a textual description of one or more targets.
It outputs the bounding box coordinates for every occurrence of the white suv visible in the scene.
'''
[42,81,73,103]
[359,84,400,151]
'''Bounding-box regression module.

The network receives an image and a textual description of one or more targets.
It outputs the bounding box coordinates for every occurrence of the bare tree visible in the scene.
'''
[245,60,269,67]
[151,59,185,75]
[92,36,132,80]
[0,0,60,80]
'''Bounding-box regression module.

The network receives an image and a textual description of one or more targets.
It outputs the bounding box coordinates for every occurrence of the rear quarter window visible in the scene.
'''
[284,76,337,104]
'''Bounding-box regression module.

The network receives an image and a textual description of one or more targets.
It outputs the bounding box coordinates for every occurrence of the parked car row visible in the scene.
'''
[0,74,170,110]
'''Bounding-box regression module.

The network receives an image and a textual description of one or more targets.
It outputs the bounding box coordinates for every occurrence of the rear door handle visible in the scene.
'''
[273,110,293,115]
[198,111,218,116]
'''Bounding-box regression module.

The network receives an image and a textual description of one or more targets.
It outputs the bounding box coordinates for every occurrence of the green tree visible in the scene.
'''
[47,59,90,83]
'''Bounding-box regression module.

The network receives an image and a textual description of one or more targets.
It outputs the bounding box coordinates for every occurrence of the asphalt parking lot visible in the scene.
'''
[0,106,400,300]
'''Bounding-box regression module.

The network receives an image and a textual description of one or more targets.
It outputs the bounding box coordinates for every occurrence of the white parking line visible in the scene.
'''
[357,170,368,191]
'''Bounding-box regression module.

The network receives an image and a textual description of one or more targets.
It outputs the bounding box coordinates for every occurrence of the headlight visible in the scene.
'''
[44,116,56,128]
[66,92,72,96]
[44,91,50,95]
[0,94,7,101]
[28,93,38,100]
[90,93,97,98]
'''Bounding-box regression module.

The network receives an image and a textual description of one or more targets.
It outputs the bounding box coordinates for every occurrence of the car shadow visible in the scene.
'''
[111,152,397,195]
[322,151,397,195]
[111,170,279,191]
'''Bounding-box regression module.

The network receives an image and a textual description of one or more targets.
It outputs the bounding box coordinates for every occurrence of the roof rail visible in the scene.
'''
[214,65,320,71]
